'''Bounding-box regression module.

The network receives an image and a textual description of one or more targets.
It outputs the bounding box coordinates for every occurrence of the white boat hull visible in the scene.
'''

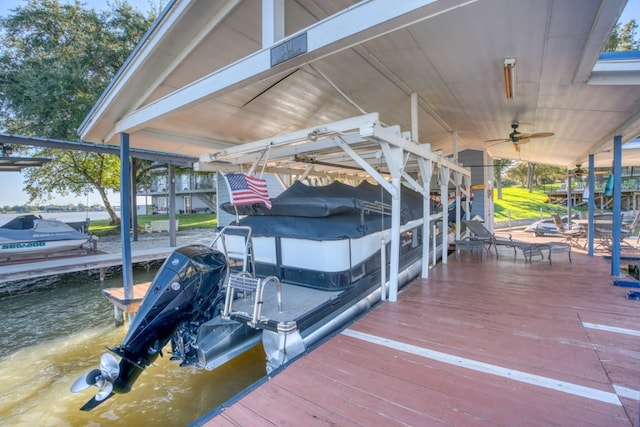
[0,238,89,256]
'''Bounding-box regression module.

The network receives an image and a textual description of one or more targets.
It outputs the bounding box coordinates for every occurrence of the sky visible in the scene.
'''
[0,0,639,206]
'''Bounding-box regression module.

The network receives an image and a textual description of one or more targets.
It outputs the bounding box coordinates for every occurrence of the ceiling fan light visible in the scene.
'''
[504,58,516,99]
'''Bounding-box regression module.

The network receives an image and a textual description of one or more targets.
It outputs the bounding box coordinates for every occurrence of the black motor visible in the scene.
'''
[71,245,227,411]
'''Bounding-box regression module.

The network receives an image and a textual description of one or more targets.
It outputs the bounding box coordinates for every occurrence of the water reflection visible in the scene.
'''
[0,270,266,426]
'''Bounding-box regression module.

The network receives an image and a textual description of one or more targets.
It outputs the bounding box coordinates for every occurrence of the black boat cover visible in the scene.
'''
[222,181,438,240]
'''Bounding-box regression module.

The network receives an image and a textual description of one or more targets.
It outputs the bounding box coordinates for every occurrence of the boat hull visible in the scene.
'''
[0,237,90,256]
[221,218,427,291]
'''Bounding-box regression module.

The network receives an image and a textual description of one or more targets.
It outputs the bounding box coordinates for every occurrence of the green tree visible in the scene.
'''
[605,19,640,51]
[0,0,158,224]
[505,162,528,187]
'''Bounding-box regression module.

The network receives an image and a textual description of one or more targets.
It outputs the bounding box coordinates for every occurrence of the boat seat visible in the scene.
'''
[223,271,283,328]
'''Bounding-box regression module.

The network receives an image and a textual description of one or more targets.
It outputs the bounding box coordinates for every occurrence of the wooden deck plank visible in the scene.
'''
[318,336,626,427]
[0,247,174,284]
[102,282,151,312]
[200,247,640,426]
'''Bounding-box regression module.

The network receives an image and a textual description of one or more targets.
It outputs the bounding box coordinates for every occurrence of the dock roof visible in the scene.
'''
[78,0,640,170]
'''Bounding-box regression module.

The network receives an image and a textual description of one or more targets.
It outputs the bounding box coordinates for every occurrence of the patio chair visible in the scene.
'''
[463,220,538,259]
[550,213,584,246]
[621,211,640,244]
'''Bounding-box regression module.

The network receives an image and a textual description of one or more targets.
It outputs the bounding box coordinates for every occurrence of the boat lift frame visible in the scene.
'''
[198,112,471,302]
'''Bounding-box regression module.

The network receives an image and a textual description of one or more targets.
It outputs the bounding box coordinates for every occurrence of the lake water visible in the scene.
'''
[0,211,112,225]
[0,266,267,426]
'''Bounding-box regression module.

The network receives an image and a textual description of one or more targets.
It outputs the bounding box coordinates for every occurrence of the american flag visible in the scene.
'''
[225,173,272,209]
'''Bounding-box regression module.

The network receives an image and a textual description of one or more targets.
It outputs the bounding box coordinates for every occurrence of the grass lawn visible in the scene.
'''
[493,186,582,221]
[89,213,217,237]
[87,187,567,234]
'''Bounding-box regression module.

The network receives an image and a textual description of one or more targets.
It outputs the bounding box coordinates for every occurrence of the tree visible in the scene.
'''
[527,163,540,193]
[493,159,514,200]
[605,19,640,51]
[0,0,158,224]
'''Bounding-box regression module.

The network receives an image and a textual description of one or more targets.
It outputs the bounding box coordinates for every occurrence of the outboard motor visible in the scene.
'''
[71,245,227,411]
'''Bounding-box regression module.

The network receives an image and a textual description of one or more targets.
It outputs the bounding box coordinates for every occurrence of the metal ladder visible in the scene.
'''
[211,225,255,276]
[211,225,283,328]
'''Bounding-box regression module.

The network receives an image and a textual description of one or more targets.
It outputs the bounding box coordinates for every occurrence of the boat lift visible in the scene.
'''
[198,112,471,302]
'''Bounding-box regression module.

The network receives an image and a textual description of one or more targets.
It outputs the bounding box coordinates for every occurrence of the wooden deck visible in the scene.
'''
[201,243,640,426]
[0,247,174,284]
[102,282,151,313]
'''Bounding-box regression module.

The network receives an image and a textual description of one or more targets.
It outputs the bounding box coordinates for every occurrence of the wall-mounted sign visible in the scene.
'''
[271,33,307,67]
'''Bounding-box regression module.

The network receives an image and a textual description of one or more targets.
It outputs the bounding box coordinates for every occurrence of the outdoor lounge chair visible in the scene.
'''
[550,213,584,246]
[621,211,640,244]
[463,220,538,260]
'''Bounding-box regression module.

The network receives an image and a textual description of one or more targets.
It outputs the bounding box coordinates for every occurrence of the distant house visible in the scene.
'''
[137,168,216,215]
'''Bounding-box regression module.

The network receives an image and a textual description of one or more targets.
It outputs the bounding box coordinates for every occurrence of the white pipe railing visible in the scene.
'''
[380,239,387,301]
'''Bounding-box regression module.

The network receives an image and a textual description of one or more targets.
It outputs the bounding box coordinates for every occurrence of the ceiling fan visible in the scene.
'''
[567,164,609,177]
[570,164,587,177]
[485,121,554,151]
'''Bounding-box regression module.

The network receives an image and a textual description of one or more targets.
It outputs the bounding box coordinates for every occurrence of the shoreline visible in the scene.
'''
[95,228,216,253]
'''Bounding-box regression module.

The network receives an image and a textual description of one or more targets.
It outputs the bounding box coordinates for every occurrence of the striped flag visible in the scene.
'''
[224,173,272,209]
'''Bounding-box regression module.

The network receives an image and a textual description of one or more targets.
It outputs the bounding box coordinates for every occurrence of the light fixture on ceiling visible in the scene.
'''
[503,58,516,99]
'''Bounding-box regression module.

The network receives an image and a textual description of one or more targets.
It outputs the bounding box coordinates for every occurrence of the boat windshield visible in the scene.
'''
[1,215,41,230]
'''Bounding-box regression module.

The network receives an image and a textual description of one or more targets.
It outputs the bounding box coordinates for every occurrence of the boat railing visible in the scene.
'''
[361,200,392,216]
[213,225,284,329]
[210,225,255,276]
[222,272,283,328]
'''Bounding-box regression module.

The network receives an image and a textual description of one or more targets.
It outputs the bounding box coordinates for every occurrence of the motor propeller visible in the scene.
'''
[70,353,120,408]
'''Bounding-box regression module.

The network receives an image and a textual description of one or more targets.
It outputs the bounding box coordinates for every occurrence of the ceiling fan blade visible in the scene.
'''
[484,138,511,142]
[516,138,530,145]
[514,143,521,152]
[528,132,554,139]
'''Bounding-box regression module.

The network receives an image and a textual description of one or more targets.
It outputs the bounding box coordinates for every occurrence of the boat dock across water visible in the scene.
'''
[0,229,215,285]
[0,247,173,284]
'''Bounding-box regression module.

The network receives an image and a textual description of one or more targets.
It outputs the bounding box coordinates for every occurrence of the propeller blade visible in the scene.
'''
[95,381,114,401]
[100,353,120,382]
[70,369,102,393]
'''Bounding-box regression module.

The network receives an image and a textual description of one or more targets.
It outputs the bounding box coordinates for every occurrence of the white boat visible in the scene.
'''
[0,215,90,257]
[72,180,448,410]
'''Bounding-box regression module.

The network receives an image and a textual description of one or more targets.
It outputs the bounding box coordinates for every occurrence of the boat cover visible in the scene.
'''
[0,215,88,242]
[222,181,438,240]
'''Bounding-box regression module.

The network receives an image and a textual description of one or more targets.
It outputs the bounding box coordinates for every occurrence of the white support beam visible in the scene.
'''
[452,131,458,163]
[417,157,433,279]
[337,137,393,194]
[411,92,419,142]
[453,171,462,241]
[439,166,450,264]
[114,0,477,134]
[572,0,628,83]
[383,144,404,302]
[366,120,469,176]
[262,0,285,48]
[226,133,367,165]
[202,113,380,161]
